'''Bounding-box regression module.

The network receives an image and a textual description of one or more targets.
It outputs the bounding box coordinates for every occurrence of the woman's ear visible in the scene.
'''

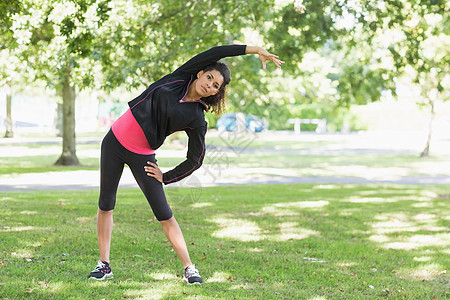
[197,70,204,78]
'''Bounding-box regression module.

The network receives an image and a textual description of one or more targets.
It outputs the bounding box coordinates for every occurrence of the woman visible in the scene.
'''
[88,45,284,284]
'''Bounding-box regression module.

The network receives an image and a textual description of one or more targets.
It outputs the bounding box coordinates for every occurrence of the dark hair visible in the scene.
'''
[201,62,231,115]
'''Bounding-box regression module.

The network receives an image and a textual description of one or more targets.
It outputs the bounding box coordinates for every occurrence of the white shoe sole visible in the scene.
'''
[183,278,202,285]
[89,273,114,281]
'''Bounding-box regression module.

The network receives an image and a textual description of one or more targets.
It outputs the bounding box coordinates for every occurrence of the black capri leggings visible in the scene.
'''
[98,130,173,221]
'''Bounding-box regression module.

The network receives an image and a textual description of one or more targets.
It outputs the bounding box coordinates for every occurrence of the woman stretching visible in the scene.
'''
[88,45,284,284]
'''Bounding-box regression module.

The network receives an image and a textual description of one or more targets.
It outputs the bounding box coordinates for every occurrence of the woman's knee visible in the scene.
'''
[98,208,114,215]
[159,215,175,225]
[159,215,175,223]
[98,196,116,212]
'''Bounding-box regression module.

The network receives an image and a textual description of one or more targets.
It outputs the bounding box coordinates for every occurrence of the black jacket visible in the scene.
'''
[128,44,247,184]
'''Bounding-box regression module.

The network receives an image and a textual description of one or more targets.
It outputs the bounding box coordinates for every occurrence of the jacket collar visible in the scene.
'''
[178,75,209,112]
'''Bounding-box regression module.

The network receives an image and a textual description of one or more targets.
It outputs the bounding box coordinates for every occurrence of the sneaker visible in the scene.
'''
[88,260,114,280]
[183,265,203,285]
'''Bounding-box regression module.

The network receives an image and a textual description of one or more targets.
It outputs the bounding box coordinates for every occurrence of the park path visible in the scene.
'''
[1,168,450,192]
[1,131,450,191]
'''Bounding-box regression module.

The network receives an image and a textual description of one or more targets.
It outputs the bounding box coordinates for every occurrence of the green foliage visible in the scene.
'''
[268,0,346,72]
[351,0,449,102]
[0,0,23,49]
[2,0,448,136]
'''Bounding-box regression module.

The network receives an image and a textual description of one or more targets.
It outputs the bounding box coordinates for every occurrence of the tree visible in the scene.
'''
[259,0,448,156]
[218,1,352,128]
[6,0,276,165]
[7,0,114,165]
[0,50,16,138]
[0,0,24,138]
[342,0,449,156]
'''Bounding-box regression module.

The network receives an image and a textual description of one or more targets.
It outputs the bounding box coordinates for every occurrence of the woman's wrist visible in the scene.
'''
[245,45,262,55]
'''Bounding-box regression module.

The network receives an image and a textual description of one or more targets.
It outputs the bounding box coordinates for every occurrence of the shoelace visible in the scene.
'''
[186,266,200,278]
[93,261,108,273]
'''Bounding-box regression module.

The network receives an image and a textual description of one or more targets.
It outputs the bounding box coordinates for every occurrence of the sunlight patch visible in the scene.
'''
[396,196,435,201]
[148,272,177,280]
[20,211,37,215]
[271,222,318,241]
[248,247,263,252]
[190,202,213,208]
[358,190,381,195]
[372,220,415,234]
[374,213,406,221]
[262,206,298,216]
[345,197,398,203]
[420,190,438,198]
[30,242,43,248]
[412,202,433,208]
[369,235,390,243]
[1,226,40,232]
[413,256,432,262]
[339,262,357,267]
[312,185,338,189]
[274,200,329,209]
[124,282,176,300]
[206,271,233,283]
[11,249,33,258]
[412,213,436,221]
[229,283,257,290]
[48,281,65,293]
[401,263,446,281]
[211,218,265,241]
[262,200,329,216]
[383,233,450,250]
[372,212,447,234]
[370,212,449,249]
[303,257,326,263]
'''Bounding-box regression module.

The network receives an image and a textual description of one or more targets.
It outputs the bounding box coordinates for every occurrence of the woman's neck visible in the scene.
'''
[184,79,201,101]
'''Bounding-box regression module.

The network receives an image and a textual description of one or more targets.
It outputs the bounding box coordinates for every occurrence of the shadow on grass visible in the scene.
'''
[0,184,448,299]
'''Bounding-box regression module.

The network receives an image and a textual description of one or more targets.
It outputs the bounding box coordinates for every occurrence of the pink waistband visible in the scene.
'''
[111,109,155,155]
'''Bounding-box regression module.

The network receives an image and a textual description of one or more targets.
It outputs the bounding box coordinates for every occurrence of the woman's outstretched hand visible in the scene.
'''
[258,48,285,70]
[246,45,285,70]
[144,161,163,183]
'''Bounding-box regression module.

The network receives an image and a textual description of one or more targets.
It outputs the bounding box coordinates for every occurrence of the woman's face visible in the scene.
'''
[195,70,224,98]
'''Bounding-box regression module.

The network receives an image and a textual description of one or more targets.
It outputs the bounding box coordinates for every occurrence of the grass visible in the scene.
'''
[0,184,449,299]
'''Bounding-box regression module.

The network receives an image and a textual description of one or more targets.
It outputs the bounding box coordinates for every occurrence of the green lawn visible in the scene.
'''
[1,184,449,299]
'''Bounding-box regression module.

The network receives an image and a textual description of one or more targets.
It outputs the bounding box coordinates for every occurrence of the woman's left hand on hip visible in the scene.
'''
[144,162,163,183]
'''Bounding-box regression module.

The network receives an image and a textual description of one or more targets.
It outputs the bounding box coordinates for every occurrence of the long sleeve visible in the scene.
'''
[162,125,207,184]
[174,45,247,75]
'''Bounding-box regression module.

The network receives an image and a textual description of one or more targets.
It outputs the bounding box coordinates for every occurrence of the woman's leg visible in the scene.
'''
[97,208,114,263]
[97,130,125,262]
[128,154,193,268]
[160,216,192,269]
[127,152,202,283]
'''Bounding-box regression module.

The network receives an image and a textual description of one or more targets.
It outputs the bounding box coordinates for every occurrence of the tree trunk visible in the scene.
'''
[55,69,79,166]
[420,98,435,157]
[4,81,13,138]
